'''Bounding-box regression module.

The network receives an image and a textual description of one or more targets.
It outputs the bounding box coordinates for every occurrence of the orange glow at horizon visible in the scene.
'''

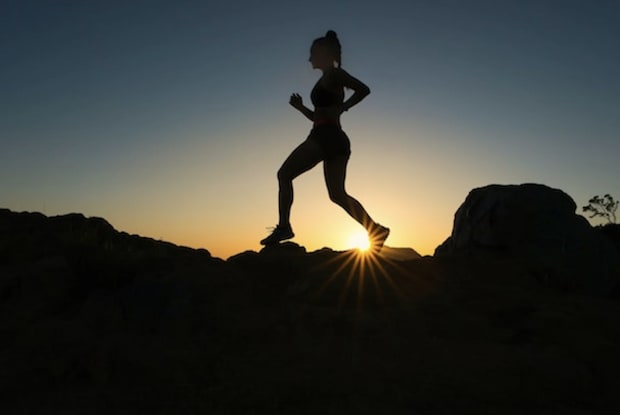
[347,229,371,252]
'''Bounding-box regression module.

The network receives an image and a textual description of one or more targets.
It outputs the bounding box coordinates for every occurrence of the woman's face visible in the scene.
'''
[308,43,334,69]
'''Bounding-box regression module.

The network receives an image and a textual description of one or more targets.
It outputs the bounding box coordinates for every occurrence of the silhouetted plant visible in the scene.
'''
[582,194,618,224]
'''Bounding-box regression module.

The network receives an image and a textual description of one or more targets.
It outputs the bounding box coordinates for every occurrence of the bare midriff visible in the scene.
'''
[313,107,342,128]
[313,118,341,128]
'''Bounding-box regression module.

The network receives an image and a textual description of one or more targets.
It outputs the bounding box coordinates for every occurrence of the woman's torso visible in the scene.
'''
[311,71,344,127]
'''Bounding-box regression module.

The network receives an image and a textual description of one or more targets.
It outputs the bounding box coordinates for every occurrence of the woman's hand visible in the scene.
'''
[290,93,316,122]
[289,93,303,110]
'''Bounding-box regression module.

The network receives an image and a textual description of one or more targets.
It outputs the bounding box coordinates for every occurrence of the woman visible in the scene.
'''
[260,30,390,252]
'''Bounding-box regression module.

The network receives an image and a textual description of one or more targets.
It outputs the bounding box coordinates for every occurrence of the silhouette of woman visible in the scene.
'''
[261,30,390,252]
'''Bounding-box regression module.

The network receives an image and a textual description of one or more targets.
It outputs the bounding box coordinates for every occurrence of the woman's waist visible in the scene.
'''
[313,117,341,128]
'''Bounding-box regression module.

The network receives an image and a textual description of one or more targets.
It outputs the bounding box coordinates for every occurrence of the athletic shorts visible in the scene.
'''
[306,125,351,160]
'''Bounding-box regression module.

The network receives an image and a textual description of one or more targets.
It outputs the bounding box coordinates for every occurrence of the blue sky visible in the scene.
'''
[1,0,619,258]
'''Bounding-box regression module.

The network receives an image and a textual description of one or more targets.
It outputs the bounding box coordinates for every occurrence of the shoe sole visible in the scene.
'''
[260,232,295,246]
[370,228,390,253]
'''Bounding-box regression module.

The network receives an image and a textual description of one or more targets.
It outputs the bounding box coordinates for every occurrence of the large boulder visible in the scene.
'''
[435,183,620,295]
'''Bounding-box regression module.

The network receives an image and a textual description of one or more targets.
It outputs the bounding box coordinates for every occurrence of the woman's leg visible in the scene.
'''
[323,155,376,230]
[277,139,323,227]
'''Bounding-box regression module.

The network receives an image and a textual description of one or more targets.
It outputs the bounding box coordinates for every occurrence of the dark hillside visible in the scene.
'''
[1,208,620,414]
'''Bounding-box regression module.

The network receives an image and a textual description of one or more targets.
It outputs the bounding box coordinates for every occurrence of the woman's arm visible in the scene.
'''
[335,68,370,112]
[289,93,314,121]
[297,104,315,122]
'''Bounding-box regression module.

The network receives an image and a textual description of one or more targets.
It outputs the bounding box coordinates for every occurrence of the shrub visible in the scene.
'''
[583,194,618,224]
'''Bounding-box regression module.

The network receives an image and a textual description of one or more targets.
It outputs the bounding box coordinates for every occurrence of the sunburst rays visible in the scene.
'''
[309,248,421,312]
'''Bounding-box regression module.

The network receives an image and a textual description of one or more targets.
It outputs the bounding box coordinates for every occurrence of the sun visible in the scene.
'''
[347,230,371,252]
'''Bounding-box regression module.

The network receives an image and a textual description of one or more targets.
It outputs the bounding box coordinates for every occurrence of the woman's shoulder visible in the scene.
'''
[331,66,352,78]
[324,67,350,87]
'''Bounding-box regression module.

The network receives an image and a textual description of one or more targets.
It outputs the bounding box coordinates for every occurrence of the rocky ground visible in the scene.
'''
[1,206,620,414]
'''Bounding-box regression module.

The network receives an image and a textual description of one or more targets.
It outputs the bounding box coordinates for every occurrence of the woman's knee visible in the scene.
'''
[329,189,349,206]
[277,167,292,182]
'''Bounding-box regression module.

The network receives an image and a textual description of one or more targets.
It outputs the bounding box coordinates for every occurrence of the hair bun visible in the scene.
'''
[325,30,338,39]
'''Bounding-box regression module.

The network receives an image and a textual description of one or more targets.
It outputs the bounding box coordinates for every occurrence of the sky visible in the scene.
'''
[2,0,619,259]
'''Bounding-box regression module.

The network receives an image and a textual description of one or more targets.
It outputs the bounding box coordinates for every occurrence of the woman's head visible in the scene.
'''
[309,30,342,70]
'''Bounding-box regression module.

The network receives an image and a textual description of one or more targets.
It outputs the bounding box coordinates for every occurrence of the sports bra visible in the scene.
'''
[310,79,344,108]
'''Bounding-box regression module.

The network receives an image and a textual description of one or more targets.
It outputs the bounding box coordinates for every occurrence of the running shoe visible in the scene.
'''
[260,224,295,245]
[369,223,390,253]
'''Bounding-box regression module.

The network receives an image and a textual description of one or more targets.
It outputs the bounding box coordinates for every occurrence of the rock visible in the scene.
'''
[435,183,620,295]
[380,246,422,261]
[2,207,620,414]
[597,223,620,255]
[259,241,307,256]
[226,249,260,265]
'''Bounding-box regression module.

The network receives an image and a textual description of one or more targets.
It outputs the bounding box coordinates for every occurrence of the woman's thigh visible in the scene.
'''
[278,138,324,180]
[323,155,349,195]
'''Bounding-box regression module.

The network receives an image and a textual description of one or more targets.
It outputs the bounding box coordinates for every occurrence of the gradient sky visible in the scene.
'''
[2,0,619,259]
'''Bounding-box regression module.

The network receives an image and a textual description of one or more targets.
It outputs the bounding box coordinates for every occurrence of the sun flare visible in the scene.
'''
[348,230,371,252]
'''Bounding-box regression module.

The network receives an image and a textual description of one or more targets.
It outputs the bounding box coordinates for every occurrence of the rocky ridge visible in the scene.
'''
[1,186,620,414]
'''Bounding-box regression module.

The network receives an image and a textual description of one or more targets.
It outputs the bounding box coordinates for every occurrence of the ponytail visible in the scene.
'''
[312,29,342,69]
[324,30,342,68]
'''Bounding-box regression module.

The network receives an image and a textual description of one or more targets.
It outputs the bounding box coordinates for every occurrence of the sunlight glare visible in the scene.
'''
[348,230,370,252]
